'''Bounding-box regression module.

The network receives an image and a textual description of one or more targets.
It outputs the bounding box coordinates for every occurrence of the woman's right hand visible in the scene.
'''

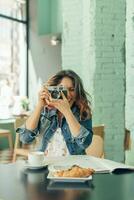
[38,86,51,107]
[26,86,51,130]
[38,75,55,108]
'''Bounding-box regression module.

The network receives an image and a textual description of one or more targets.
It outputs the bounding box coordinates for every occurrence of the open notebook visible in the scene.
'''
[80,156,134,173]
[45,155,134,174]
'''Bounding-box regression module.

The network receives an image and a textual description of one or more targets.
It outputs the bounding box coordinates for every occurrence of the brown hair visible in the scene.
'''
[48,70,92,119]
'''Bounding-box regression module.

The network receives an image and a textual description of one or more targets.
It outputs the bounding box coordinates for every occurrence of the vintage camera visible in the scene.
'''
[47,86,67,99]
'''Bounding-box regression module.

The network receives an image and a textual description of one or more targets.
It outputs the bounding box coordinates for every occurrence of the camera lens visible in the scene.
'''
[51,90,60,99]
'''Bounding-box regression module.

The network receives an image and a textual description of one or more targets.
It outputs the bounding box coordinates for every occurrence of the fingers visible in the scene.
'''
[47,99,60,109]
[45,99,51,105]
[39,90,49,100]
[61,91,67,100]
[39,87,51,101]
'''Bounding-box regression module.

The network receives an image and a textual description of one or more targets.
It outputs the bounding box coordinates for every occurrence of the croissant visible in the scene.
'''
[54,165,95,178]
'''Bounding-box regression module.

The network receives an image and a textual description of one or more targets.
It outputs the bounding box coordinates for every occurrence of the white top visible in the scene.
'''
[45,128,69,156]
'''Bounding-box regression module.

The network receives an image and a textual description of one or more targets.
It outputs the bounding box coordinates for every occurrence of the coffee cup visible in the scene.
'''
[28,151,44,167]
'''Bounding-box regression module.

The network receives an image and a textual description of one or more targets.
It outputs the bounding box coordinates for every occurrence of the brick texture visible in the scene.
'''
[62,0,126,162]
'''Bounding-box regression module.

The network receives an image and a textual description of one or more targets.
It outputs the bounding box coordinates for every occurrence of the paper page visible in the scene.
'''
[96,158,134,172]
[45,155,134,173]
[46,156,111,173]
[74,156,111,173]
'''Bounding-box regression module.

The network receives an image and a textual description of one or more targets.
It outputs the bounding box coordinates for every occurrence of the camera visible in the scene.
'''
[47,86,67,99]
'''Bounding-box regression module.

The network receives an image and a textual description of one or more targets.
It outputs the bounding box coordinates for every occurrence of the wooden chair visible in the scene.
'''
[12,117,30,162]
[86,125,105,158]
[0,129,13,151]
[124,128,131,150]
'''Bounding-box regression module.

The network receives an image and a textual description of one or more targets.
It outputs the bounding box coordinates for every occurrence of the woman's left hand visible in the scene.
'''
[47,92,71,115]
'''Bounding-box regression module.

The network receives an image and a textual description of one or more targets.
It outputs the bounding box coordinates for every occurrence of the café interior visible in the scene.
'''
[0,0,134,200]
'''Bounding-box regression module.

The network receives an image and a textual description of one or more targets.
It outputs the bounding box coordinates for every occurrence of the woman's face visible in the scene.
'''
[59,77,76,107]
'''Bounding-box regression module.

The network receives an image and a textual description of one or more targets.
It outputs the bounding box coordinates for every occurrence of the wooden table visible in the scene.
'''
[0,162,134,200]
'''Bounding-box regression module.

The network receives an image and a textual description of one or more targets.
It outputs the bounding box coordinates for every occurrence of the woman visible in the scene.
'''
[18,70,93,155]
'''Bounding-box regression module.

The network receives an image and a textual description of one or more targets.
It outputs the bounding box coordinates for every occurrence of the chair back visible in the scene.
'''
[124,128,131,150]
[15,117,27,129]
[86,125,105,158]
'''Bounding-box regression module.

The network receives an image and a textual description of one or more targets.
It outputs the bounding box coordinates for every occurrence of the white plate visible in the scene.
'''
[47,172,92,182]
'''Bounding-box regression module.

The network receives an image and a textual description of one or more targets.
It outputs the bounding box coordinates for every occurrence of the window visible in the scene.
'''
[0,0,29,97]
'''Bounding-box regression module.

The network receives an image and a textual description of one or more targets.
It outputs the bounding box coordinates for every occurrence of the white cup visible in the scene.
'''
[28,151,45,167]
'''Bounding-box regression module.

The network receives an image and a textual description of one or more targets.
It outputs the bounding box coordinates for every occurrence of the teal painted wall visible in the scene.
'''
[38,0,62,35]
[51,0,62,33]
[38,0,51,35]
[0,123,15,150]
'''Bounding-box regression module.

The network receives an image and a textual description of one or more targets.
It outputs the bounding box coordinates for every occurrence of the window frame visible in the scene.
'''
[0,0,29,96]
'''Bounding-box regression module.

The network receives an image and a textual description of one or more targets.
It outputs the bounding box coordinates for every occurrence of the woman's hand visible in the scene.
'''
[48,92,81,136]
[47,92,71,116]
[38,75,56,108]
[38,86,51,108]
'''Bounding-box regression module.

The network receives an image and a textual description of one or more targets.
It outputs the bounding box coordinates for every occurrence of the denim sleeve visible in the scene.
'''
[16,127,39,144]
[16,114,42,144]
[16,110,50,144]
[72,118,93,150]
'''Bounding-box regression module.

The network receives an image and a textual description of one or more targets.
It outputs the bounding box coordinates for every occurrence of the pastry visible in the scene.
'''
[53,165,95,178]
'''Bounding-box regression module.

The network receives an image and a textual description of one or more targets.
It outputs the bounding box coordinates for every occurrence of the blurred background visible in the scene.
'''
[0,0,134,164]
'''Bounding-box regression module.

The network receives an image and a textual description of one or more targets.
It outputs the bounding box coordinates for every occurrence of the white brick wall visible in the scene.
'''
[62,0,83,74]
[94,0,126,161]
[62,0,126,162]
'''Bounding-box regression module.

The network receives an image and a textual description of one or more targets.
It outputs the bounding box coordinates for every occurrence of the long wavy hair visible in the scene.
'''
[47,70,92,119]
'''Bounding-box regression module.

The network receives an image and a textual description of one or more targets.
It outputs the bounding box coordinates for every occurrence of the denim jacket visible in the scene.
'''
[17,106,93,155]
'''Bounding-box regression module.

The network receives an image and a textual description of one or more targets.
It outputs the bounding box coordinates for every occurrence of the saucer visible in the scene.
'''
[25,161,47,170]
